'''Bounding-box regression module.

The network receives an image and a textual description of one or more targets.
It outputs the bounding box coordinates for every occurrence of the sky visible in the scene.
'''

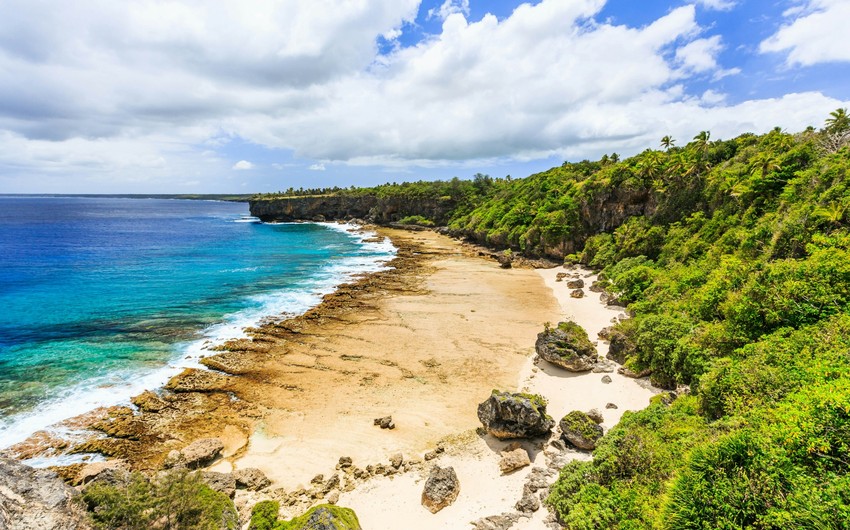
[0,0,848,194]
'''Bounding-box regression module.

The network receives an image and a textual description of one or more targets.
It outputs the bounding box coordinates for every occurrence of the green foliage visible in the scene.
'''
[397,214,435,226]
[82,469,238,530]
[249,503,361,530]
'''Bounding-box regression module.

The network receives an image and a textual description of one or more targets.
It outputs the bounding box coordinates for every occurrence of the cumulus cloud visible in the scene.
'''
[232,160,254,170]
[0,0,845,192]
[427,0,470,21]
[760,0,850,66]
[309,163,326,171]
[693,0,737,11]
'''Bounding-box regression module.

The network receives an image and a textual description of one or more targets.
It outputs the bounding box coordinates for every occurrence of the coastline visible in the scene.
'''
[6,226,657,527]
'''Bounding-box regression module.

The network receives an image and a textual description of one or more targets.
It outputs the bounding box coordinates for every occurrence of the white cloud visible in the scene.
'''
[309,163,326,171]
[0,0,845,192]
[693,0,737,11]
[427,0,470,21]
[760,0,850,66]
[232,160,254,170]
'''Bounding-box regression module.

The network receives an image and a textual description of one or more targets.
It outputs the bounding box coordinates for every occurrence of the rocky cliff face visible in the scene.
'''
[249,195,457,225]
[0,458,91,529]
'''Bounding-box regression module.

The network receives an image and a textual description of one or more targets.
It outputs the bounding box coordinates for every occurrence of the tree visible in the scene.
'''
[821,108,850,153]
[661,135,676,150]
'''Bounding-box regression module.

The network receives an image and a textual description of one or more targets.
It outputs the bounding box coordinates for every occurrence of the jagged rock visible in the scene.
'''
[535,321,598,372]
[524,467,548,493]
[570,288,585,298]
[389,453,404,469]
[559,411,604,451]
[80,466,132,490]
[179,437,224,469]
[588,281,605,293]
[605,402,618,409]
[285,504,361,530]
[516,491,540,513]
[424,444,445,461]
[75,460,128,486]
[233,467,271,491]
[586,409,604,424]
[200,471,236,498]
[591,359,616,373]
[373,416,395,429]
[599,326,635,364]
[471,513,522,530]
[0,458,91,530]
[326,491,340,505]
[337,456,353,469]
[498,442,531,474]
[601,375,612,384]
[477,390,555,439]
[131,390,168,413]
[497,253,513,269]
[421,466,460,514]
[566,278,585,289]
[555,272,567,282]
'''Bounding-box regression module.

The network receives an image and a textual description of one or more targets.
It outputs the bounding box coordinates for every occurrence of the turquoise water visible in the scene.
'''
[0,197,395,448]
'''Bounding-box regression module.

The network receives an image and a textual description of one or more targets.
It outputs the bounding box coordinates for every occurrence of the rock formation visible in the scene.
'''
[559,411,604,450]
[477,390,555,439]
[421,466,460,514]
[0,458,92,530]
[535,321,598,371]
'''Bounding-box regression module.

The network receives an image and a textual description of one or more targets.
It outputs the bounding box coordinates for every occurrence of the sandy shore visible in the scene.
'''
[7,226,657,528]
[334,265,658,529]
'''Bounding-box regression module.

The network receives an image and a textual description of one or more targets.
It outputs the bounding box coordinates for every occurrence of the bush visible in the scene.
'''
[83,469,238,530]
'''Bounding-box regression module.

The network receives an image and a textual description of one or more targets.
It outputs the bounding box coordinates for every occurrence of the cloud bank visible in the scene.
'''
[0,0,846,191]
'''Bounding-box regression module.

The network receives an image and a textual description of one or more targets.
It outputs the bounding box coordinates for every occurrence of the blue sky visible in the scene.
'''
[0,0,847,193]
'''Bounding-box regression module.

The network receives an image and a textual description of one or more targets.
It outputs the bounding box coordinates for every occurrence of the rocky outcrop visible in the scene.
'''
[200,471,236,499]
[421,466,460,514]
[566,278,585,289]
[167,438,224,469]
[535,321,598,371]
[0,458,92,530]
[249,195,457,226]
[598,325,635,364]
[234,468,271,491]
[559,411,604,450]
[477,390,555,439]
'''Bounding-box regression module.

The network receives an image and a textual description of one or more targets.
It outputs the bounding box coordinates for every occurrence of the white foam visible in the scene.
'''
[0,223,397,459]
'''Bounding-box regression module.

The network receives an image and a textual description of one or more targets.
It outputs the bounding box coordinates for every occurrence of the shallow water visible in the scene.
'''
[0,196,395,448]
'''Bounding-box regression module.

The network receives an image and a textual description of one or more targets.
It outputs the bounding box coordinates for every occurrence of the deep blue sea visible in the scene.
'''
[0,197,395,449]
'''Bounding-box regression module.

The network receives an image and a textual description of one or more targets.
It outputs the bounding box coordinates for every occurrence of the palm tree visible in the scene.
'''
[693,131,711,152]
[826,108,850,133]
[660,135,675,150]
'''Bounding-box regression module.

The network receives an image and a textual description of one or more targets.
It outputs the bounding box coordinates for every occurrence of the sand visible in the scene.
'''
[334,265,658,529]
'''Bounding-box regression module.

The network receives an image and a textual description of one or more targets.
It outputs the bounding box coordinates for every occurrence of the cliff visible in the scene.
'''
[249,195,457,225]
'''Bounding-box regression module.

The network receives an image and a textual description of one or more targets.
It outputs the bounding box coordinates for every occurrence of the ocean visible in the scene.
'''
[0,196,395,450]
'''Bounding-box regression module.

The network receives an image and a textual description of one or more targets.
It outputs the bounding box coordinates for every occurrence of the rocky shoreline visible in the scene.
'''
[1,227,657,529]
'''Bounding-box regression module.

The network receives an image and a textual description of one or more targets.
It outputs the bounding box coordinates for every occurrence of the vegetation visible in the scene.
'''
[251,110,850,527]
[82,469,238,530]
[248,502,361,530]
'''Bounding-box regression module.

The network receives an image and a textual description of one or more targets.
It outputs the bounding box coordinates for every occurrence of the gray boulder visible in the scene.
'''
[421,466,460,514]
[535,321,598,372]
[566,278,585,289]
[559,411,604,451]
[0,458,91,530]
[477,390,555,439]
[234,467,271,490]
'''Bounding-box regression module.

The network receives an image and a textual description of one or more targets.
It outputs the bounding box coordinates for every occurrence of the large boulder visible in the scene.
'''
[566,278,585,289]
[477,390,555,439]
[559,411,604,450]
[535,321,598,372]
[199,471,236,499]
[421,466,460,514]
[286,504,361,530]
[0,458,92,530]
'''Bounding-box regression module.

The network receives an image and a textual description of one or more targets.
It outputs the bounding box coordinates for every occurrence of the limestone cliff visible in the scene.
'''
[249,195,457,225]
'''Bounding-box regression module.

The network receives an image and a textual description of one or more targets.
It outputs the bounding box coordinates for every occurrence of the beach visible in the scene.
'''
[7,226,657,527]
